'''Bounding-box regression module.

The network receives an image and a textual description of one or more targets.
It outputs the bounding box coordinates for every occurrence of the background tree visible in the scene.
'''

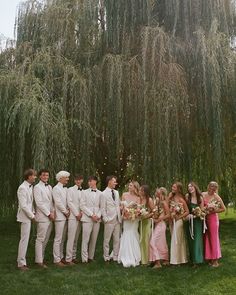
[0,0,235,212]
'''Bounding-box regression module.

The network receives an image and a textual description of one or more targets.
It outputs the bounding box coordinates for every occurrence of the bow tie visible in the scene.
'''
[29,184,33,188]
[45,183,49,186]
[78,187,83,191]
[91,189,97,192]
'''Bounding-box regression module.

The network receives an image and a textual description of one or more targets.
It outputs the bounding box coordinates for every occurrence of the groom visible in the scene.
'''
[101,175,122,262]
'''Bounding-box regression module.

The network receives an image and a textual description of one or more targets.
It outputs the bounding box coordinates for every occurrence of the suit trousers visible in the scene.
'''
[53,220,67,263]
[35,221,52,263]
[81,222,100,262]
[66,219,81,262]
[103,222,121,261]
[17,222,31,267]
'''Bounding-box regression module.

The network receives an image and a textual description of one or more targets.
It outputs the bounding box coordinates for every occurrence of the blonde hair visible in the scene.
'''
[130,180,140,196]
[207,181,219,192]
[159,187,168,199]
[155,187,168,201]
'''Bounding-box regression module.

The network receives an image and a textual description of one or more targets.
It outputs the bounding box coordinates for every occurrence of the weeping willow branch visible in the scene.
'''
[0,0,236,208]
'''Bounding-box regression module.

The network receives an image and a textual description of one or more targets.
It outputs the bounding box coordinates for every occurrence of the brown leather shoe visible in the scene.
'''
[61,258,66,264]
[54,261,66,267]
[18,265,29,271]
[65,261,76,266]
[72,259,79,264]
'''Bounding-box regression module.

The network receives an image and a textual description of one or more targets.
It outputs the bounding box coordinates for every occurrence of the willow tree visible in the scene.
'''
[0,0,236,211]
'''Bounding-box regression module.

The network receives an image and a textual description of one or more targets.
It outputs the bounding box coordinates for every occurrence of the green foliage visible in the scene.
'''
[0,0,236,205]
[0,215,236,294]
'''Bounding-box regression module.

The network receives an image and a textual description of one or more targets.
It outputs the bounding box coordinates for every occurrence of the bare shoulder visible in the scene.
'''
[214,193,222,201]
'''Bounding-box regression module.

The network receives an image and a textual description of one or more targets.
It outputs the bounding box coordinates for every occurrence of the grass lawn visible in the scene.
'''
[0,211,236,295]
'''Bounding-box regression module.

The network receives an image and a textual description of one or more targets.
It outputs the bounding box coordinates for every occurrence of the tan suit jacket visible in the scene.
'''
[53,182,68,221]
[80,188,101,223]
[67,185,83,220]
[101,188,121,223]
[17,181,35,222]
[34,181,54,222]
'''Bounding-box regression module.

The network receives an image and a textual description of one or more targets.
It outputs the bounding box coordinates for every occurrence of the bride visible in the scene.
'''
[118,181,141,267]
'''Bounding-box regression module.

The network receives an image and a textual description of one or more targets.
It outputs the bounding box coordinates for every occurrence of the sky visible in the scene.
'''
[0,0,23,39]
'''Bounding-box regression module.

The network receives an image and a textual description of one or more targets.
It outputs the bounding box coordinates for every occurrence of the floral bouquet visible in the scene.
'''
[192,206,206,220]
[205,199,221,214]
[152,205,163,219]
[121,201,139,221]
[138,205,150,219]
[170,201,184,218]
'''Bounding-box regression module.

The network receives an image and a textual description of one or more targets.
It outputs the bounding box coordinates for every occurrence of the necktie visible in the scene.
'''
[111,189,115,201]
[78,187,83,191]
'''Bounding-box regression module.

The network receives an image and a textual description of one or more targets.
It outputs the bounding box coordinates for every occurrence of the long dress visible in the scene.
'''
[140,218,151,265]
[204,198,222,260]
[186,203,204,264]
[170,201,188,265]
[118,201,141,267]
[149,218,168,262]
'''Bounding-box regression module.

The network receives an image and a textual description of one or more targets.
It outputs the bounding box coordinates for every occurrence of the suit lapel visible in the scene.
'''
[41,182,51,200]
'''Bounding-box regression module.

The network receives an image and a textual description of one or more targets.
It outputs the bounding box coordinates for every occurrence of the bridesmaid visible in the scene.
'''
[149,187,170,268]
[203,181,226,267]
[139,185,154,265]
[185,182,204,266]
[168,182,189,265]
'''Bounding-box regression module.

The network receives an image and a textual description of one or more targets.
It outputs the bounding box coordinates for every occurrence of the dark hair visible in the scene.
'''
[88,175,98,182]
[38,169,50,177]
[24,169,36,180]
[141,185,151,209]
[74,174,84,181]
[106,175,117,186]
[186,182,202,205]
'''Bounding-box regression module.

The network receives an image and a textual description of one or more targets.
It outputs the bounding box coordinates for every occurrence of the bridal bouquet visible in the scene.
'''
[205,199,221,214]
[121,201,139,221]
[192,206,206,220]
[170,201,184,218]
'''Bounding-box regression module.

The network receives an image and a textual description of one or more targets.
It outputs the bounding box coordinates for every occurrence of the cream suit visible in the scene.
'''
[34,181,54,264]
[80,188,101,262]
[16,180,35,267]
[52,182,69,263]
[101,188,121,261]
[65,185,83,262]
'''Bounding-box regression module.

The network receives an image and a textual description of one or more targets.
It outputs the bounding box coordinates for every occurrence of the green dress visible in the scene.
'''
[186,203,204,264]
[140,218,152,265]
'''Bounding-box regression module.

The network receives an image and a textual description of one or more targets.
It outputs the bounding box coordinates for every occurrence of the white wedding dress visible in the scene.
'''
[118,201,141,267]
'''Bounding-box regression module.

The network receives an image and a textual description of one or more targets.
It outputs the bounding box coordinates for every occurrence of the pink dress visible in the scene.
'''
[149,208,168,261]
[204,199,222,260]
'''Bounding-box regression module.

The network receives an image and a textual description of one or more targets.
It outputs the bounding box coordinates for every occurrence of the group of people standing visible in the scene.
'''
[16,168,225,271]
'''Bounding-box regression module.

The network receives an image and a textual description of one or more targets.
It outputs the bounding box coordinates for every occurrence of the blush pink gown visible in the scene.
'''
[149,211,169,262]
[204,199,222,260]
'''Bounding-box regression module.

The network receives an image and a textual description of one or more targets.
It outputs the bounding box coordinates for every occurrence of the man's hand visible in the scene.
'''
[64,210,70,219]
[76,212,83,221]
[91,215,99,222]
[48,212,55,221]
